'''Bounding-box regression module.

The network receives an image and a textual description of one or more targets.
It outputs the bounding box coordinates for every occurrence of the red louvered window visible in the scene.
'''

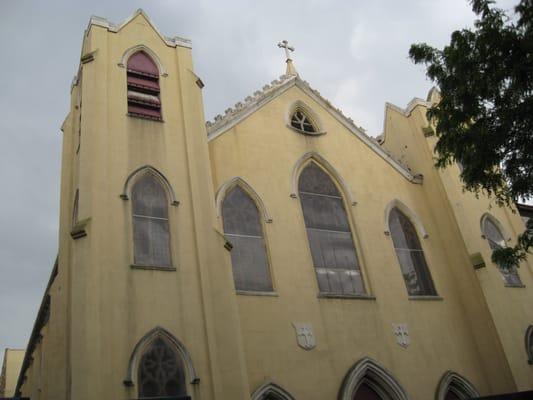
[127,51,162,120]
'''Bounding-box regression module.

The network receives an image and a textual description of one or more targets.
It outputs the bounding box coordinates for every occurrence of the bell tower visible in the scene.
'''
[51,9,250,400]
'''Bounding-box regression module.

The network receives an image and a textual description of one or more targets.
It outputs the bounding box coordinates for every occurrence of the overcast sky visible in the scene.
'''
[0,0,518,360]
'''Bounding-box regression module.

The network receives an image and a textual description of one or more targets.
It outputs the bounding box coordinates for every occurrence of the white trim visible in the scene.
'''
[251,382,295,400]
[121,165,179,206]
[289,152,357,206]
[118,44,168,77]
[384,199,429,239]
[88,9,192,49]
[124,326,199,386]
[215,177,272,223]
[480,212,512,243]
[207,77,422,184]
[435,371,479,400]
[338,357,410,400]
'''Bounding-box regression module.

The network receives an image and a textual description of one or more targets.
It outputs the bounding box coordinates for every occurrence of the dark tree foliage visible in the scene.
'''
[409,0,533,269]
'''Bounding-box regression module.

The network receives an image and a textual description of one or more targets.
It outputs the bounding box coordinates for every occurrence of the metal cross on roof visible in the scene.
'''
[277,40,295,61]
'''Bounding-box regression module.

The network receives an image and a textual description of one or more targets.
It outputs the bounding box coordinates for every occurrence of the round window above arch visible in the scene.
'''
[287,101,325,136]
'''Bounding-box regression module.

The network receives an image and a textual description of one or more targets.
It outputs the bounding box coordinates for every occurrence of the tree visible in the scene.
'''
[409,0,533,269]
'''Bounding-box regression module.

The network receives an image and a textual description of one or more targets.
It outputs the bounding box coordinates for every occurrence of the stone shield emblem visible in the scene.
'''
[292,322,316,350]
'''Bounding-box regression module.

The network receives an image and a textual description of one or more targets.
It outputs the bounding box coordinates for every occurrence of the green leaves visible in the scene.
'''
[409,0,533,269]
[492,219,533,270]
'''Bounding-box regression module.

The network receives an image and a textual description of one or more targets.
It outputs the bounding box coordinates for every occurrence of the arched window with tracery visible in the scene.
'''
[290,109,317,133]
[138,337,187,398]
[388,207,436,296]
[132,173,171,267]
[481,215,522,286]
[298,162,365,295]
[222,185,273,292]
[127,51,162,120]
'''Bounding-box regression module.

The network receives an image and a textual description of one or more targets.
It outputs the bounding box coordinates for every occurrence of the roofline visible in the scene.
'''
[15,257,58,396]
[87,9,192,49]
[207,76,422,184]
[378,98,433,146]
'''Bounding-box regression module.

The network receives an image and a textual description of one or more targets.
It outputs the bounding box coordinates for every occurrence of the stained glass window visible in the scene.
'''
[222,186,273,292]
[298,163,365,295]
[132,174,171,267]
[482,217,522,286]
[138,337,186,398]
[389,207,436,296]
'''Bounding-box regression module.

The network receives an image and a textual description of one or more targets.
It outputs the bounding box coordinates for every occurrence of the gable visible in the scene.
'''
[207,77,421,183]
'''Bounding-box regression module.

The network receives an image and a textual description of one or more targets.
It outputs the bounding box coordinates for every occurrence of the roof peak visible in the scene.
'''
[88,9,192,49]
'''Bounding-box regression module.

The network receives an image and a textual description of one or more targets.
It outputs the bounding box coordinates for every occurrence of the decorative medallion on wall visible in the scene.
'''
[392,323,410,348]
[292,322,316,350]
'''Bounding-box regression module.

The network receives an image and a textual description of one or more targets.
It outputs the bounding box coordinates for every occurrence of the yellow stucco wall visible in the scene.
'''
[0,349,24,397]
[16,10,533,400]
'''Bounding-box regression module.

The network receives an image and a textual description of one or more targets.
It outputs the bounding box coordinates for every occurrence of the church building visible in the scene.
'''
[13,9,533,400]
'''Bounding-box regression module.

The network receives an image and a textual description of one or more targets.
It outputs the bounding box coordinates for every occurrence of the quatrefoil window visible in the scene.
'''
[291,110,317,134]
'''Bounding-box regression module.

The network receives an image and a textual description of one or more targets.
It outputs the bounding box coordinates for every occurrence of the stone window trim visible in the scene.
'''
[525,325,533,364]
[286,100,326,136]
[338,357,410,400]
[121,165,179,206]
[236,290,279,297]
[131,264,177,271]
[297,160,370,296]
[124,326,199,388]
[384,199,429,239]
[318,293,376,300]
[479,213,512,243]
[118,44,168,77]
[435,371,479,400]
[215,177,272,223]
[408,295,443,301]
[251,382,295,400]
[290,152,357,206]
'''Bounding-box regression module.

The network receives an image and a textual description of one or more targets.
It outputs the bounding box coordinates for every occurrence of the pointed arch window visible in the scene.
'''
[138,337,187,399]
[222,186,273,292]
[298,162,365,295]
[525,326,533,364]
[389,207,436,296]
[132,174,171,267]
[481,216,522,287]
[127,51,162,120]
[339,357,409,400]
[291,109,317,134]
[435,371,480,400]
